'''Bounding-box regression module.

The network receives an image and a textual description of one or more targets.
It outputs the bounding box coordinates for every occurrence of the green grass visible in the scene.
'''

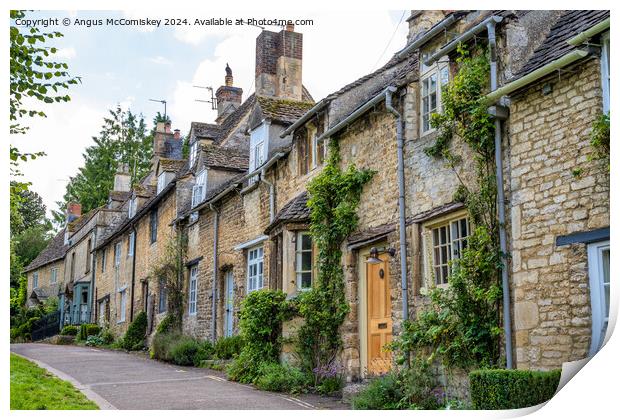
[10,353,99,410]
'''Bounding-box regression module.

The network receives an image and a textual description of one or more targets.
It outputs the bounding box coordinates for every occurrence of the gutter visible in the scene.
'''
[567,17,610,46]
[484,50,590,104]
[317,86,397,143]
[89,229,97,324]
[384,90,409,325]
[424,15,503,66]
[280,99,327,138]
[397,13,462,58]
[129,225,137,322]
[209,203,219,341]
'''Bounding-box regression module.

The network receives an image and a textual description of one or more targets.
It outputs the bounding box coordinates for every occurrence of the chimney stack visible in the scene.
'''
[255,26,303,100]
[174,129,181,140]
[113,163,131,192]
[153,120,183,161]
[215,64,243,124]
[66,202,82,224]
[406,10,450,43]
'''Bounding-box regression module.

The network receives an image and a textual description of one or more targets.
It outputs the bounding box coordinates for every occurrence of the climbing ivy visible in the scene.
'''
[297,140,375,384]
[572,112,610,178]
[392,45,503,369]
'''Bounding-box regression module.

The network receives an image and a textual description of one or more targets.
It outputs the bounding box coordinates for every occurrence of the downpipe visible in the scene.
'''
[385,90,409,323]
[261,169,275,223]
[487,21,513,369]
[210,203,220,341]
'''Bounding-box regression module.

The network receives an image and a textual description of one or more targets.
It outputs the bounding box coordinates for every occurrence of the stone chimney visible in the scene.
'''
[215,64,243,124]
[255,25,303,100]
[113,163,131,192]
[66,202,82,224]
[153,121,182,160]
[407,10,450,43]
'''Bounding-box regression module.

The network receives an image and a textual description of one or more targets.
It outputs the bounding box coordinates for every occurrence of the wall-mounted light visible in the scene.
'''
[366,246,396,265]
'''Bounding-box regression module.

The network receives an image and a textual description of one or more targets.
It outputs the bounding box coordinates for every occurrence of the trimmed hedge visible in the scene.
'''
[121,311,147,351]
[60,325,78,336]
[470,369,561,409]
[77,324,100,341]
[214,335,244,360]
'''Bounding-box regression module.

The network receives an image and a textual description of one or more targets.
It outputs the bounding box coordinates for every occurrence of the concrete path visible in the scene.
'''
[11,343,348,410]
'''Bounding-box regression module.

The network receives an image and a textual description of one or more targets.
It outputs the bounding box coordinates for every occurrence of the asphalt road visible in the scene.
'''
[11,343,348,410]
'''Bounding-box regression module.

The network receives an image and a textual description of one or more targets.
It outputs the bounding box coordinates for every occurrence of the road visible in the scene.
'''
[10,343,348,410]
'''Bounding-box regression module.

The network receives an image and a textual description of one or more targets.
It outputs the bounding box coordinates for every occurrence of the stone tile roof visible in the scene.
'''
[159,158,186,173]
[216,93,257,143]
[24,229,68,272]
[264,191,310,234]
[347,222,396,247]
[201,145,249,171]
[512,10,609,80]
[256,96,315,125]
[190,122,221,140]
[109,191,131,202]
[177,173,246,220]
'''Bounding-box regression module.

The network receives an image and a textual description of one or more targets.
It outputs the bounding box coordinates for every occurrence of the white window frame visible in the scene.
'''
[114,242,122,267]
[33,272,39,288]
[119,289,127,323]
[247,246,264,293]
[128,232,135,257]
[189,141,199,168]
[425,214,470,287]
[99,300,106,326]
[50,267,58,284]
[420,60,449,135]
[296,232,313,291]
[157,172,169,194]
[588,240,610,356]
[188,265,198,315]
[128,197,137,218]
[601,31,610,114]
[192,170,207,208]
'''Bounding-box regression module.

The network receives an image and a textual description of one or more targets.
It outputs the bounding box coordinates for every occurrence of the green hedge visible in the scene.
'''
[214,335,244,360]
[470,369,561,409]
[77,324,100,341]
[60,325,78,336]
[121,311,147,351]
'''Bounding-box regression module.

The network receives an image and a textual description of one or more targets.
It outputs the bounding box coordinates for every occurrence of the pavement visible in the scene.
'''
[10,343,349,410]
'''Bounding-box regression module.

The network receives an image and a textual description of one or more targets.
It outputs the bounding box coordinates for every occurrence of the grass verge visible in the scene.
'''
[10,353,99,410]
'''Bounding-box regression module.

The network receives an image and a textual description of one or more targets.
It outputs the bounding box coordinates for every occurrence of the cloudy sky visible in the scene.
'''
[11,10,409,218]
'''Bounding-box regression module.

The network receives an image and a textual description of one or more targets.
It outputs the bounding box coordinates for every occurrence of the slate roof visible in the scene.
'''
[264,191,310,234]
[256,96,315,125]
[190,122,221,140]
[512,10,609,80]
[109,191,131,202]
[23,229,68,272]
[159,158,186,173]
[201,145,249,171]
[347,222,396,247]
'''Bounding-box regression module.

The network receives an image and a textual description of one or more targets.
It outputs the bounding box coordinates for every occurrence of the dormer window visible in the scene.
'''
[128,197,137,218]
[189,141,199,168]
[249,124,267,184]
[192,170,207,208]
[157,172,171,194]
[420,57,450,135]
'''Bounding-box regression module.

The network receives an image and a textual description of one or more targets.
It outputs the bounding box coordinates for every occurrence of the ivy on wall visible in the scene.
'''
[297,140,375,384]
[392,45,503,370]
[572,112,610,178]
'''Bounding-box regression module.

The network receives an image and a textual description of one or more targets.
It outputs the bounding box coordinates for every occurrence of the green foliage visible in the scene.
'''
[60,325,78,336]
[121,311,147,351]
[469,369,561,409]
[254,362,311,393]
[396,44,502,370]
[150,234,187,326]
[214,335,244,360]
[169,337,214,366]
[589,112,610,168]
[77,324,101,341]
[316,375,344,396]
[156,313,178,334]
[10,303,59,342]
[151,331,181,362]
[298,140,374,383]
[352,359,442,410]
[98,328,115,345]
[227,289,290,383]
[85,335,105,347]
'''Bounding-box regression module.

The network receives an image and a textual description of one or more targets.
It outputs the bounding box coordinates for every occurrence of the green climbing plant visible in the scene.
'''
[392,44,503,370]
[297,140,375,385]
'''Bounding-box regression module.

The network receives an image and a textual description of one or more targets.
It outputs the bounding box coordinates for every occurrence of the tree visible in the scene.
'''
[52,106,154,226]
[10,181,49,235]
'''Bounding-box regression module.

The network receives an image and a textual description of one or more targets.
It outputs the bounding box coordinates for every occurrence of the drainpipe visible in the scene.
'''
[89,230,97,324]
[209,203,219,341]
[487,20,513,369]
[129,225,137,322]
[385,90,409,324]
[261,168,275,223]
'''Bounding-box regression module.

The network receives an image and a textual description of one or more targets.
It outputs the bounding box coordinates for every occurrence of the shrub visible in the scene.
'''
[151,331,181,362]
[77,324,100,341]
[98,328,115,345]
[60,325,78,336]
[214,335,244,360]
[254,362,310,394]
[122,311,147,351]
[156,313,177,334]
[169,336,214,367]
[317,376,343,396]
[85,335,104,347]
[352,372,403,410]
[469,369,561,409]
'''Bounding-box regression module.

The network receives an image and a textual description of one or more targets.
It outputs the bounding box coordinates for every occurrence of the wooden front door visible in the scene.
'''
[367,253,392,375]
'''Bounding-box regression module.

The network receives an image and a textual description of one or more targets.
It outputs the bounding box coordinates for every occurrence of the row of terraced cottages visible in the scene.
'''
[25,10,609,383]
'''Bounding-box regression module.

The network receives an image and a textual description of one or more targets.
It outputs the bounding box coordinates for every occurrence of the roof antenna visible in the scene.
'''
[149,98,167,121]
[194,86,217,110]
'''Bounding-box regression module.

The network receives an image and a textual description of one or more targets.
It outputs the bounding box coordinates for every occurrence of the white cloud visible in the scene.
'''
[54,47,77,60]
[148,55,173,65]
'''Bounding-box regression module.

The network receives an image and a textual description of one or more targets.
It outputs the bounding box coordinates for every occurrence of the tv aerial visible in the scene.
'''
[194,86,217,110]
[149,99,168,121]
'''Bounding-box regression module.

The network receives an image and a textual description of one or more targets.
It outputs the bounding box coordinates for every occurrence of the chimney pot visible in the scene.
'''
[66,202,82,224]
[164,121,172,133]
[174,129,181,140]
[286,23,294,32]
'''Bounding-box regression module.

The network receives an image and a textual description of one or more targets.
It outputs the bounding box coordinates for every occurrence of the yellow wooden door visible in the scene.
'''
[367,253,392,375]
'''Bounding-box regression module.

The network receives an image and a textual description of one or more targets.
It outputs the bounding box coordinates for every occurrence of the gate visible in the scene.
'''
[31,310,60,341]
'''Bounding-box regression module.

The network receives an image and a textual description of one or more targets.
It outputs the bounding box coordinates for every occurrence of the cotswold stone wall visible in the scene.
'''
[26,260,65,307]
[507,58,609,370]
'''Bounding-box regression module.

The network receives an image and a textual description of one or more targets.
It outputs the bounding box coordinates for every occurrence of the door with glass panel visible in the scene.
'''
[588,240,610,356]
[224,271,234,337]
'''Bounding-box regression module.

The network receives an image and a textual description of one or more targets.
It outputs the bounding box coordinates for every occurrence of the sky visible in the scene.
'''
[11,10,409,218]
